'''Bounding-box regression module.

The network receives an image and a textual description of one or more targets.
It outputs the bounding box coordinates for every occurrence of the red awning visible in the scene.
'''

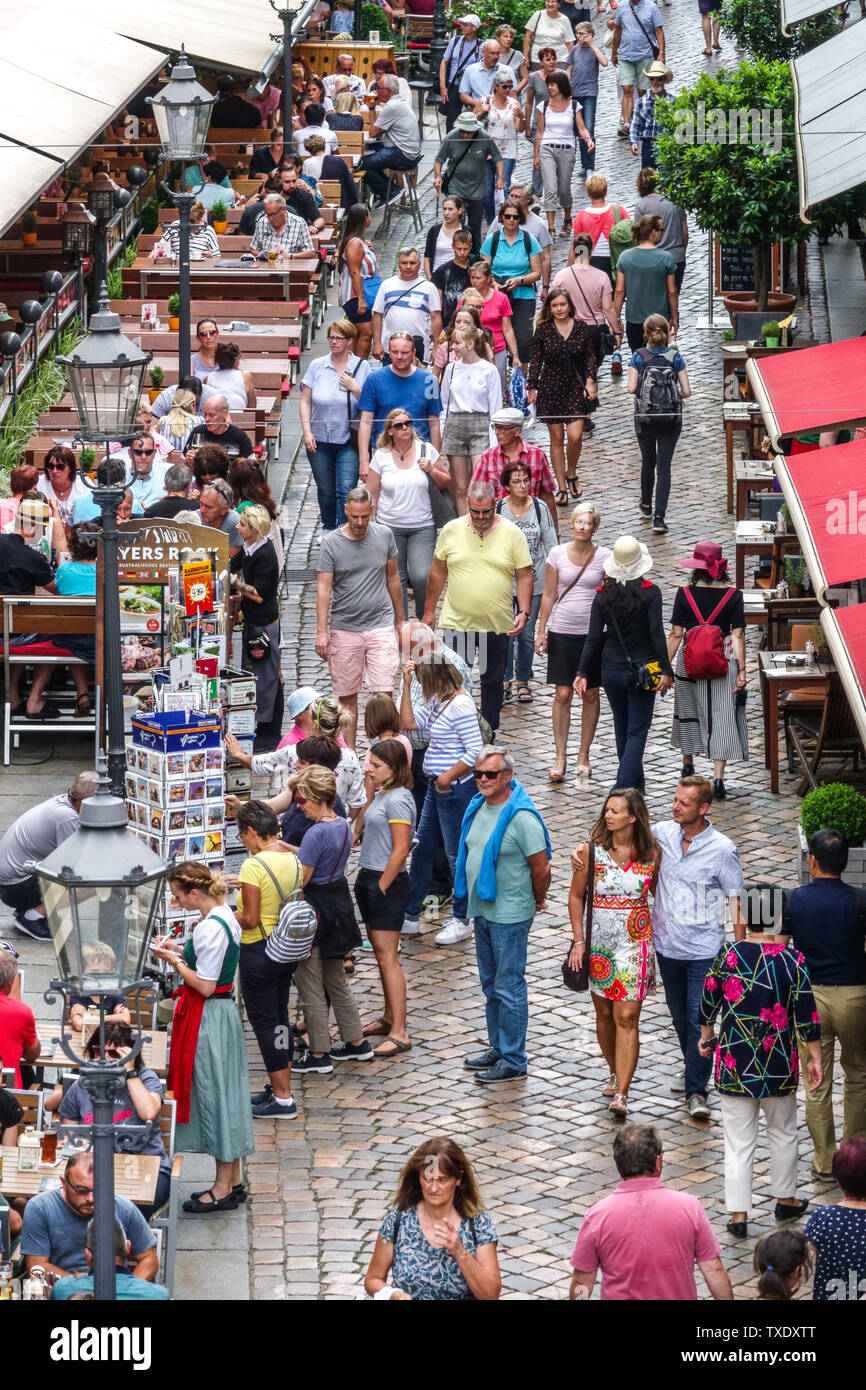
[776,438,866,603]
[821,603,866,747]
[746,337,866,450]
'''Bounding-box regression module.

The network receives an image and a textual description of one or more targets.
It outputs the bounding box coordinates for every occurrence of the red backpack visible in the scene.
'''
[681,588,734,680]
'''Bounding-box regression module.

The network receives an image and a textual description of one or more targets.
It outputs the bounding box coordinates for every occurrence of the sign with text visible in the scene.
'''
[116,519,229,580]
[182,560,214,616]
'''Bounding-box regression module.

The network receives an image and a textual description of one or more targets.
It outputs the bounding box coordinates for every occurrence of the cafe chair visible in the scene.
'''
[7,1089,44,1135]
[380,164,423,237]
[0,1195,10,1261]
[784,671,865,793]
[780,625,828,766]
[149,1094,184,1296]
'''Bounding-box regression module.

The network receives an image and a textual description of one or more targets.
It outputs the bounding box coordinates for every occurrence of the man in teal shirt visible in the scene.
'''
[51,1219,170,1302]
[455,745,551,1082]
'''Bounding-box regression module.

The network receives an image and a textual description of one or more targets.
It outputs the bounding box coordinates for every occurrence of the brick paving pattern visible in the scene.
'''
[247,11,841,1300]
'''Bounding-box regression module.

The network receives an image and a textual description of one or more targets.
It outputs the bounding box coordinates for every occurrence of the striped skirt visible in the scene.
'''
[669,646,749,763]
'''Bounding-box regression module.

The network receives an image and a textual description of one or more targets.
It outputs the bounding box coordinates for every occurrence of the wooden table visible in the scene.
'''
[759,650,831,793]
[149,354,289,384]
[36,1030,168,1073]
[735,460,777,521]
[743,588,772,627]
[724,401,766,513]
[735,519,775,588]
[131,255,319,301]
[122,326,298,355]
[0,1150,159,1205]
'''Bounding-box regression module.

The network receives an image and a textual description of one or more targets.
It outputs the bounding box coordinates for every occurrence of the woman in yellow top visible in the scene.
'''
[234,800,303,1119]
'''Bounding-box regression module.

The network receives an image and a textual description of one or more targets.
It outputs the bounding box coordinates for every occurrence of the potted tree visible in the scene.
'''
[148,365,165,403]
[20,211,38,246]
[78,447,97,474]
[784,555,806,597]
[167,294,181,333]
[761,320,781,348]
[798,783,866,885]
[211,199,228,236]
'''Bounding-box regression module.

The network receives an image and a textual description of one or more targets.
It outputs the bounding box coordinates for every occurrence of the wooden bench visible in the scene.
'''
[2,595,96,764]
[141,232,253,254]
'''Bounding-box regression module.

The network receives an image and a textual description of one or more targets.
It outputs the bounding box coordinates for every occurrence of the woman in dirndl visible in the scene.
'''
[667,540,748,802]
[568,788,660,1120]
[151,861,253,1213]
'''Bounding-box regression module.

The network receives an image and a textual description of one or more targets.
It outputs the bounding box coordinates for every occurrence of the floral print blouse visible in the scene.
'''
[379,1205,497,1301]
[699,941,821,1098]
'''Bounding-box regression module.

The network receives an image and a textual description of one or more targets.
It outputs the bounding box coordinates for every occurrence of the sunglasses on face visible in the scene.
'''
[295,793,307,806]
[392,421,412,430]
[469,505,494,516]
[474,769,502,781]
[502,212,519,220]
[198,329,218,338]
[46,462,70,471]
[132,448,155,456]
[65,1177,95,1195]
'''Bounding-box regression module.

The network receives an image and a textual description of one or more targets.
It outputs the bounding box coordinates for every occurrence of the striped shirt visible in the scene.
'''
[155,222,219,258]
[338,237,379,307]
[414,691,483,779]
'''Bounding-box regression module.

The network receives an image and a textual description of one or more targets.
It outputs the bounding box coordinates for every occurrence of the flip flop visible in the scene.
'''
[374,1036,412,1058]
[362,1017,392,1037]
[702,48,712,55]
[555,489,569,507]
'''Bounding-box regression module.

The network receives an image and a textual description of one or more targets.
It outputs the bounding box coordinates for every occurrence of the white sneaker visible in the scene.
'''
[401,916,421,935]
[434,917,473,946]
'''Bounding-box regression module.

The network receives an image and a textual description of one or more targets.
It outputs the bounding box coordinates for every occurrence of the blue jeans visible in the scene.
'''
[357,147,419,200]
[656,951,716,1099]
[485,156,516,225]
[506,592,542,683]
[641,138,656,169]
[407,777,475,920]
[474,916,533,1072]
[602,665,657,791]
[306,439,359,530]
[575,93,597,171]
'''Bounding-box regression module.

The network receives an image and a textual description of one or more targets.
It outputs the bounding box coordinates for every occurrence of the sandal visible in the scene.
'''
[362,1017,392,1037]
[183,1187,239,1213]
[502,680,513,704]
[609,1092,628,1118]
[549,760,567,783]
[232,1183,248,1203]
[576,751,592,780]
[555,488,569,507]
[74,693,92,718]
[343,952,355,976]
[559,225,572,239]
[374,1036,412,1058]
[602,1073,617,1097]
[702,47,712,55]
[517,683,533,703]
[566,475,582,500]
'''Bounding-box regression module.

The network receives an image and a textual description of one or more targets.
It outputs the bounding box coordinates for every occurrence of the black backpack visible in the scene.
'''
[634,347,682,422]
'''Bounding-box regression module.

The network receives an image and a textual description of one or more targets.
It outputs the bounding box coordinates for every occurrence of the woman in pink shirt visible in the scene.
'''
[466,260,520,390]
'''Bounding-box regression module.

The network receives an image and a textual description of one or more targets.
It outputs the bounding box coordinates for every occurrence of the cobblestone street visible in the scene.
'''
[239,4,842,1300]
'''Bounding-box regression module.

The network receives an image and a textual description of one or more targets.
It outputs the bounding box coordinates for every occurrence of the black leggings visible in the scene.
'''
[238,937,296,1073]
[635,419,682,519]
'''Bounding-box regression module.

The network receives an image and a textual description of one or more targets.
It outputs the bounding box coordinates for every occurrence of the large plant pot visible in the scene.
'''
[212,220,227,235]
[148,388,161,403]
[721,290,797,319]
[21,232,36,246]
[797,825,866,886]
[167,316,180,332]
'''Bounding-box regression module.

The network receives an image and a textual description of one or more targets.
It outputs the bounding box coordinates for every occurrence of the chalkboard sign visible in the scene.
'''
[715,240,780,294]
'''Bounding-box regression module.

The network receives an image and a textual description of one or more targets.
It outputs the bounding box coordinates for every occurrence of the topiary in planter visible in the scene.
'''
[800,782,866,847]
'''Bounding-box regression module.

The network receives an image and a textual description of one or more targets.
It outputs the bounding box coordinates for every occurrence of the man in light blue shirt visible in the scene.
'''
[110,434,168,511]
[460,40,503,113]
[196,161,238,209]
[652,776,743,1122]
[611,0,666,132]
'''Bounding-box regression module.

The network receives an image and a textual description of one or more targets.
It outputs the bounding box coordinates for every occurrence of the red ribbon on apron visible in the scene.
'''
[168,983,233,1123]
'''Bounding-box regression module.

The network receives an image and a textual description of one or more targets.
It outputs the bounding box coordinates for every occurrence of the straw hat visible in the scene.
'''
[642,60,673,83]
[603,536,653,583]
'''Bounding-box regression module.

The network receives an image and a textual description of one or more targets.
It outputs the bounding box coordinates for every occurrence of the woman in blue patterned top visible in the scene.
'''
[699,884,823,1241]
[365,1137,501,1300]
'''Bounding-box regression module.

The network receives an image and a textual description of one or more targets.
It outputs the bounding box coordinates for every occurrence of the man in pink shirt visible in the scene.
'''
[570,1125,733,1300]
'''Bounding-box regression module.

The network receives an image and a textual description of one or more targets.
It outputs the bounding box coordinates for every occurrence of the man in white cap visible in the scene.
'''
[574,536,672,790]
[472,409,558,525]
[629,60,673,168]
[439,14,483,130]
[433,112,504,251]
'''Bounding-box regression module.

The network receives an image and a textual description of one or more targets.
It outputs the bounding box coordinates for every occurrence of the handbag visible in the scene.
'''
[421,440,457,529]
[630,3,661,60]
[562,840,594,991]
[345,360,361,446]
[441,132,477,196]
[569,271,616,358]
[256,856,319,965]
[607,606,663,692]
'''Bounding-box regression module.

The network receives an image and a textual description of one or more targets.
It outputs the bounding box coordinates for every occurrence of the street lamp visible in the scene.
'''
[87,172,120,305]
[33,767,169,1301]
[56,288,152,797]
[428,0,448,103]
[148,48,215,380]
[61,202,97,262]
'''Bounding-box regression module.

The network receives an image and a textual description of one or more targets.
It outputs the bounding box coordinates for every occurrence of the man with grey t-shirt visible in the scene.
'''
[316,486,405,747]
[0,772,97,939]
[634,169,689,292]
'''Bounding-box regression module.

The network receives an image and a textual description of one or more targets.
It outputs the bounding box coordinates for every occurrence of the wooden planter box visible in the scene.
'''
[797,824,866,886]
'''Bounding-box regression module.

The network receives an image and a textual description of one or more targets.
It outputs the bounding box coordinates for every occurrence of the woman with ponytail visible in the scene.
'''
[753,1230,812,1300]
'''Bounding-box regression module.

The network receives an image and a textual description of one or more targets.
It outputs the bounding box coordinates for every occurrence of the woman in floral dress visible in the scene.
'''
[568,788,660,1118]
[526,288,598,505]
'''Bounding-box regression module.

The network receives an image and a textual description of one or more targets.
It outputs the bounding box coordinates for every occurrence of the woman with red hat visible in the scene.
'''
[666,540,748,800]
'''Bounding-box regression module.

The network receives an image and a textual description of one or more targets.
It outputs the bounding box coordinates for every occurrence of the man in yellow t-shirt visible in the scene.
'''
[422,480,532,732]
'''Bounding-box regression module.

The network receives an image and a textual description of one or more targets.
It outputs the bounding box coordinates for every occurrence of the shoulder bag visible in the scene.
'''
[441,133,478,196]
[256,855,319,965]
[568,271,616,357]
[630,2,661,60]
[607,603,663,693]
[420,438,457,529]
[345,359,361,446]
[562,840,594,991]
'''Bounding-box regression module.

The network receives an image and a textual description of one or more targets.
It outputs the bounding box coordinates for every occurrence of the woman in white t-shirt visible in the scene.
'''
[368,408,451,618]
[483,70,523,224]
[524,0,576,67]
[535,500,612,783]
[534,70,594,239]
[439,327,503,514]
[423,197,467,281]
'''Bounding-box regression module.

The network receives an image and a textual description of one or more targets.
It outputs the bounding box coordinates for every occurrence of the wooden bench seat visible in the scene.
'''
[2,595,96,764]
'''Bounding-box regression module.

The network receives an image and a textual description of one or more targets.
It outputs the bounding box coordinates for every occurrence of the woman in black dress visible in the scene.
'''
[230,504,281,737]
[526,287,597,506]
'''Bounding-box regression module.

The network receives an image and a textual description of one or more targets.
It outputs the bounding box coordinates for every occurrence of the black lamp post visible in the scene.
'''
[0,332,22,410]
[88,172,120,300]
[147,48,215,381]
[61,202,97,263]
[56,289,152,797]
[33,768,169,1301]
[428,0,448,102]
[270,2,295,148]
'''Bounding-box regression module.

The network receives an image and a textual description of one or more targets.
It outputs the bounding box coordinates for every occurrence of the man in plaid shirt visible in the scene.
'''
[250,194,314,257]
[629,61,673,170]
[472,407,558,525]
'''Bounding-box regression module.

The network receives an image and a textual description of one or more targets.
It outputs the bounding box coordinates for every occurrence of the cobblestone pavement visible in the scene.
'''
[240,6,848,1302]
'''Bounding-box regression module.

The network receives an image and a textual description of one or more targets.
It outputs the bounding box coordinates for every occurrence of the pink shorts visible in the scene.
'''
[329,626,398,697]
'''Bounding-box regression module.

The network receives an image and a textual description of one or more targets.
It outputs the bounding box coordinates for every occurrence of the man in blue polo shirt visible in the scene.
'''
[611,0,666,135]
[357,333,442,479]
[51,1218,170,1301]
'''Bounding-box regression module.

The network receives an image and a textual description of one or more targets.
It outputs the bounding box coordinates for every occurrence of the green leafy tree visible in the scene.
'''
[449,0,539,38]
[655,60,866,308]
[720,0,838,63]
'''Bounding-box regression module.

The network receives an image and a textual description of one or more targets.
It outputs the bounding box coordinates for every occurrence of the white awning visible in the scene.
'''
[780,0,842,29]
[76,0,306,76]
[0,5,166,236]
[793,19,866,213]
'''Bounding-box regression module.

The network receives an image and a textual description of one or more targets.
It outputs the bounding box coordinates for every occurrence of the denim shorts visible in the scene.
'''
[618,57,651,91]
